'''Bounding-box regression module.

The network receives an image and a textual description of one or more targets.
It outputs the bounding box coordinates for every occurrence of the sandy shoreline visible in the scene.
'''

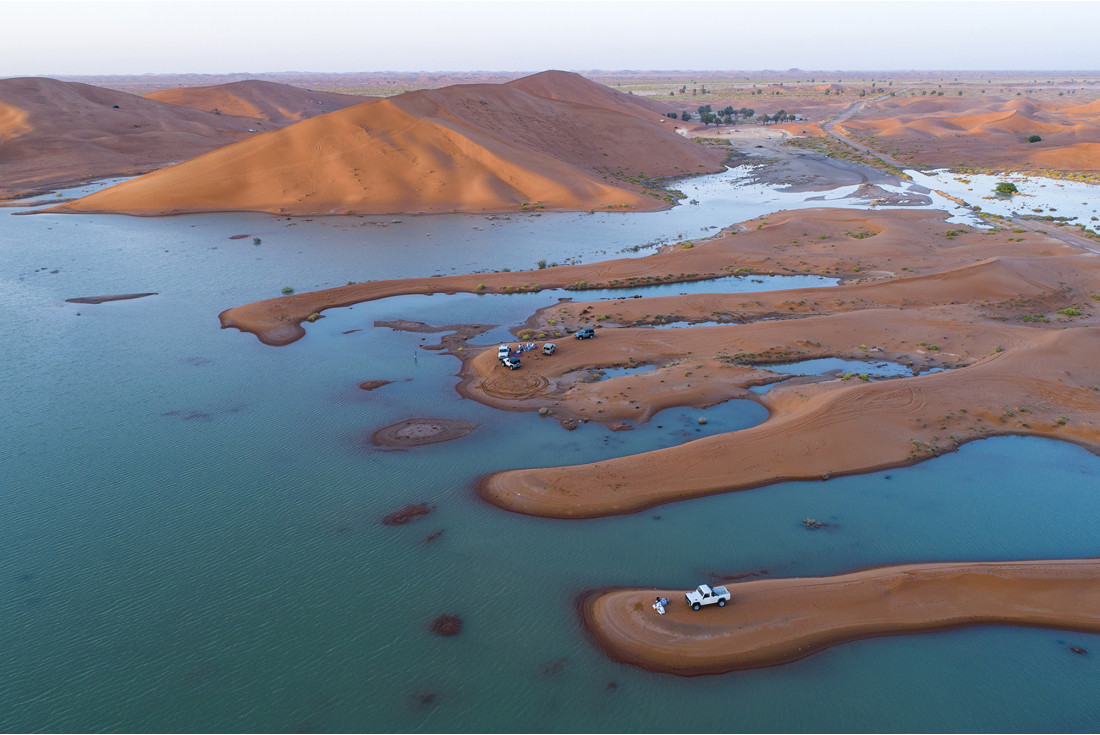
[581,559,1100,675]
[220,205,1100,519]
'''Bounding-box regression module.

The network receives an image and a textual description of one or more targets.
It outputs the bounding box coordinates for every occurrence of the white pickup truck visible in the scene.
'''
[685,584,730,610]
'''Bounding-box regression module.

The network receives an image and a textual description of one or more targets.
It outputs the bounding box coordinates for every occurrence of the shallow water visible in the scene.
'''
[3,175,1100,733]
[906,169,1100,233]
[756,356,948,379]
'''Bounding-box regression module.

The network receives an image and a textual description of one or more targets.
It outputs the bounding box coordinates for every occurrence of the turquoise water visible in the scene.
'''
[2,179,1100,733]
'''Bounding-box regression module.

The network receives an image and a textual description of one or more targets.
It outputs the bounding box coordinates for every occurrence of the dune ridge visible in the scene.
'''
[839,94,1100,172]
[142,79,368,123]
[0,77,270,197]
[49,71,726,216]
[582,559,1100,675]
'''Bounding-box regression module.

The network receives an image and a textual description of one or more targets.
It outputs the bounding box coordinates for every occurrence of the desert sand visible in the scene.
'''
[47,71,727,217]
[142,80,369,123]
[0,77,367,199]
[582,559,1100,675]
[838,94,1100,174]
[218,206,1100,520]
[24,69,1100,678]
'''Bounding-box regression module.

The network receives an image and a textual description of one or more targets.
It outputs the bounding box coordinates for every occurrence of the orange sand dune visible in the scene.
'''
[143,79,369,123]
[505,70,669,119]
[50,71,726,216]
[0,77,269,198]
[841,93,1100,172]
[1032,142,1100,169]
[583,559,1100,675]
[1064,98,1100,116]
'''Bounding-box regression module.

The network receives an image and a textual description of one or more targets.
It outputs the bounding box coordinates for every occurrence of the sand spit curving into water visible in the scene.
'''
[581,559,1100,675]
[49,71,726,217]
[477,326,1100,517]
[221,207,1100,518]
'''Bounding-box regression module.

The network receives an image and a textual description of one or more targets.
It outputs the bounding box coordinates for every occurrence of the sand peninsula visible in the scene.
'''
[46,71,726,217]
[220,205,1100,518]
[581,559,1100,675]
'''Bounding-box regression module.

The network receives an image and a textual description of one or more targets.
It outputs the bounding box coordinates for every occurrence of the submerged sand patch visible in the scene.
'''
[371,418,477,447]
[66,293,157,304]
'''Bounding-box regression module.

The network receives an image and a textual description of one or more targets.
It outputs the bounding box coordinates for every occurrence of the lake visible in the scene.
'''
[2,169,1099,733]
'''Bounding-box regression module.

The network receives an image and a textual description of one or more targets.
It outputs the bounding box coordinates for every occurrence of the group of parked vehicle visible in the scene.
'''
[495,327,596,369]
[496,341,556,370]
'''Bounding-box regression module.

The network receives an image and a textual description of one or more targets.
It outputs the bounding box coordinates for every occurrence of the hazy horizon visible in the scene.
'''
[2,1,1099,78]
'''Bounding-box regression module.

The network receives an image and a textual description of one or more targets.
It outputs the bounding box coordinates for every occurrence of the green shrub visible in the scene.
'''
[1027,135,1042,143]
[282,286,294,294]
[1057,307,1081,316]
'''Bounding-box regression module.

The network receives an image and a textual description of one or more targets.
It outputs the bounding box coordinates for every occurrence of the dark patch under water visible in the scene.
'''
[429,615,463,637]
[382,503,435,526]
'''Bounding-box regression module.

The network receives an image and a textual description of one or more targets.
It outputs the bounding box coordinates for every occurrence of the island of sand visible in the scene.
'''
[45,71,727,217]
[582,559,1100,675]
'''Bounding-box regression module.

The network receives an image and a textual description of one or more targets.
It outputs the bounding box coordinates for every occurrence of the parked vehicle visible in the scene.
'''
[502,357,522,370]
[685,584,730,610]
[542,343,556,355]
[574,328,595,340]
[498,344,511,360]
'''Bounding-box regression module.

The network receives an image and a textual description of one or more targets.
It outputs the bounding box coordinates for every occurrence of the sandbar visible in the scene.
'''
[66,293,157,304]
[582,559,1100,675]
[371,418,476,447]
[221,206,1100,519]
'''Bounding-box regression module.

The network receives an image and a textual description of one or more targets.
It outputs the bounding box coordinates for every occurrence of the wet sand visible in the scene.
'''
[371,418,476,447]
[65,293,158,304]
[582,559,1100,675]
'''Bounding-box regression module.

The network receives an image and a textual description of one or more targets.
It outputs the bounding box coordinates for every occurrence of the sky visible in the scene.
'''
[1,0,1098,77]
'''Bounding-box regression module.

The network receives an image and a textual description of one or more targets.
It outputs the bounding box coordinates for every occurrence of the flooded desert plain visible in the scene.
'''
[4,67,1100,733]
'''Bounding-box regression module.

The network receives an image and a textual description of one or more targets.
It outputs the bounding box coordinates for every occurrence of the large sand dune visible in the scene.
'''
[50,71,726,216]
[142,80,369,123]
[0,77,267,198]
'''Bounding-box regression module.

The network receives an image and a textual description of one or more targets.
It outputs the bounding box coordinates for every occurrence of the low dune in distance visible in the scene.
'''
[142,80,369,123]
[840,94,1100,172]
[583,559,1100,675]
[49,71,728,217]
